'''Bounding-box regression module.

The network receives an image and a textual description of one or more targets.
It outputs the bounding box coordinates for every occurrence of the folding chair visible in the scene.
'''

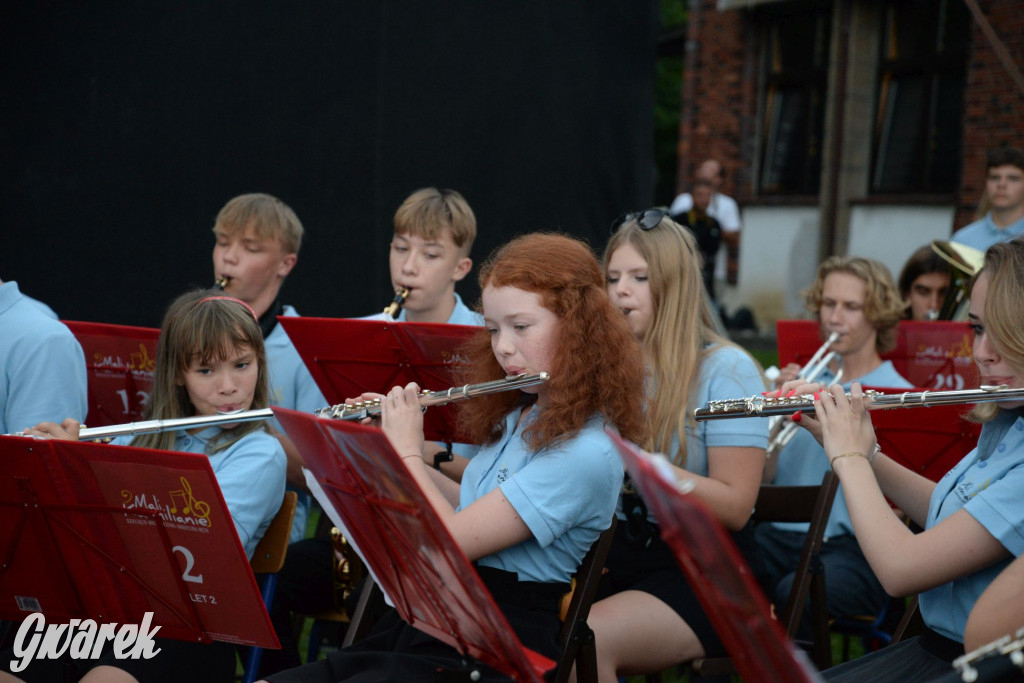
[891,595,923,643]
[690,470,839,676]
[548,517,618,683]
[242,491,298,683]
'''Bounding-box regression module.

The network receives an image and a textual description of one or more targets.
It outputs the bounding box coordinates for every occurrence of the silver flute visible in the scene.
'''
[315,372,549,420]
[9,373,550,439]
[694,384,1024,421]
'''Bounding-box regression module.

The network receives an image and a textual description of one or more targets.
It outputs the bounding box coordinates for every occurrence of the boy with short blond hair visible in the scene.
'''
[370,187,483,325]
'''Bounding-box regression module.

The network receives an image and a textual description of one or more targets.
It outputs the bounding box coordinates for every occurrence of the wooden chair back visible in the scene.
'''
[242,491,298,683]
[550,517,618,683]
[691,470,839,676]
[250,491,298,574]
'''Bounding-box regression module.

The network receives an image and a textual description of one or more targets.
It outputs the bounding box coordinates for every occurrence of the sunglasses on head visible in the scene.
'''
[610,208,669,234]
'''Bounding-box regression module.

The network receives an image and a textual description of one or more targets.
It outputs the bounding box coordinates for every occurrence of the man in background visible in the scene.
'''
[951,148,1024,251]
[669,158,741,288]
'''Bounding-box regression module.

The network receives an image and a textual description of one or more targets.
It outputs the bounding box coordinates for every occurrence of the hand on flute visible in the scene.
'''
[814,383,878,468]
[774,379,828,446]
[379,383,426,466]
[21,418,81,441]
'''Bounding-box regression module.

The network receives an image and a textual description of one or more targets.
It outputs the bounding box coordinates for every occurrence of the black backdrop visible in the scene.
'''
[2,2,658,328]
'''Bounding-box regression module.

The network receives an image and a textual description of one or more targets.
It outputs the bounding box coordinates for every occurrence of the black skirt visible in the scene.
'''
[267,566,569,683]
[595,514,733,658]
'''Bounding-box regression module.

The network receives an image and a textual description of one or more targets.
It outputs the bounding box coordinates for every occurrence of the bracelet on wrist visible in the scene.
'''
[402,454,422,462]
[433,444,454,471]
[830,451,868,469]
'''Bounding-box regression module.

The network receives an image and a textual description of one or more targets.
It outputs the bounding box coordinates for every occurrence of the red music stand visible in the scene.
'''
[866,399,979,482]
[279,317,480,443]
[0,435,278,649]
[62,321,160,427]
[776,321,981,481]
[607,432,823,683]
[272,407,556,683]
[775,320,979,390]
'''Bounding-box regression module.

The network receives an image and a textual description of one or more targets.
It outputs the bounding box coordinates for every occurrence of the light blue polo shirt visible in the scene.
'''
[950,213,1024,253]
[0,281,87,434]
[920,409,1024,641]
[362,292,484,327]
[461,408,622,583]
[269,304,328,541]
[619,344,768,523]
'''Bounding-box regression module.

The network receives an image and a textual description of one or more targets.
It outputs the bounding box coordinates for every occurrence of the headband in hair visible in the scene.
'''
[197,296,259,322]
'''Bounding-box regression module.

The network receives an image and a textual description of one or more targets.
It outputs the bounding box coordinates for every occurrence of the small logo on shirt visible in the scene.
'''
[953,476,991,503]
[496,465,509,484]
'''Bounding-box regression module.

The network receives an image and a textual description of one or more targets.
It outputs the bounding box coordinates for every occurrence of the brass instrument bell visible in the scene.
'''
[930,240,984,321]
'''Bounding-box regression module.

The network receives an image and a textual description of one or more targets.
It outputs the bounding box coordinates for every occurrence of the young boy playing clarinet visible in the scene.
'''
[261,189,483,676]
[211,193,327,541]
[362,187,483,326]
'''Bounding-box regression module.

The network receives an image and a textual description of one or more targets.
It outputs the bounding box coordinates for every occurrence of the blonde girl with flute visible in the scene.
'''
[781,236,1024,681]
[587,211,768,681]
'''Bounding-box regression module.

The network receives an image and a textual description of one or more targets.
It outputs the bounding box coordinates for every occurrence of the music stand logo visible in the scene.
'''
[8,612,161,673]
[119,476,213,530]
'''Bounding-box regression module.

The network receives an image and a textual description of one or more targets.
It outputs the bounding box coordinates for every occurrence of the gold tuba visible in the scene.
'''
[930,240,984,321]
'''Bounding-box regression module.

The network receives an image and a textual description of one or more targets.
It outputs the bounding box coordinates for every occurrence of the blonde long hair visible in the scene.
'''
[970,238,1024,422]
[604,216,756,467]
[134,289,271,453]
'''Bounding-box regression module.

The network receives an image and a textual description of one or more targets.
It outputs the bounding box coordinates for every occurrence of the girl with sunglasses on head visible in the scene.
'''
[779,236,1024,681]
[586,211,768,681]
[7,289,287,683]
[260,233,648,683]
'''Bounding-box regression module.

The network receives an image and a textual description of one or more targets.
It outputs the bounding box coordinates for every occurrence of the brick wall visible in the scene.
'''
[678,0,1024,222]
[676,0,755,202]
[956,0,1024,229]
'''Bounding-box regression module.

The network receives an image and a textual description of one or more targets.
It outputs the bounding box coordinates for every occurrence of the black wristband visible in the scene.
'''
[433,444,454,470]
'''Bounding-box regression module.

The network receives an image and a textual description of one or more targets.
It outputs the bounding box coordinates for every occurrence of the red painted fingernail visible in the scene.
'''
[814,392,820,401]
[761,391,769,396]
[791,411,802,423]
[785,390,796,398]
[774,389,782,398]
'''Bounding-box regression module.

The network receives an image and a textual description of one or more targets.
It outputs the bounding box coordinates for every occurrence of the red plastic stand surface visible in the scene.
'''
[62,320,160,427]
[279,317,480,444]
[777,321,981,481]
[0,435,278,648]
[776,320,979,391]
[608,432,823,683]
[273,406,555,682]
[866,399,979,482]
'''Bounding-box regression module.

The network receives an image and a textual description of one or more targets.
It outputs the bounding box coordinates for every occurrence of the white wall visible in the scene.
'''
[731,206,821,326]
[847,205,956,281]
[730,204,955,331]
